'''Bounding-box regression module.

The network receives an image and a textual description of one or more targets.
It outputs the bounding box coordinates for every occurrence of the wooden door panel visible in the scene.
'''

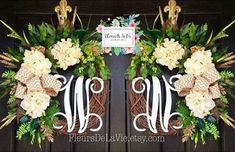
[106,55,131,152]
[51,135,73,152]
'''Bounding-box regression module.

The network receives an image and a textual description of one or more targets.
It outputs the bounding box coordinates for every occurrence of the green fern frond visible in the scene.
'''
[8,95,16,104]
[16,122,31,140]
[220,70,234,81]
[220,95,229,104]
[204,121,219,140]
[16,121,38,145]
[2,70,16,81]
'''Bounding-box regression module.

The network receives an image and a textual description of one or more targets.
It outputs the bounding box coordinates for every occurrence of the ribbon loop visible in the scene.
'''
[15,67,62,99]
[15,83,27,99]
[194,76,210,91]
[202,67,221,84]
[174,66,221,99]
[26,76,43,91]
[174,74,195,96]
[209,83,221,99]
[41,74,62,97]
[15,66,34,84]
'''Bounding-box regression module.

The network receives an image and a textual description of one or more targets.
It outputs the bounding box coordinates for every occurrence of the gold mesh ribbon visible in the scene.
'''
[15,67,62,99]
[174,66,221,99]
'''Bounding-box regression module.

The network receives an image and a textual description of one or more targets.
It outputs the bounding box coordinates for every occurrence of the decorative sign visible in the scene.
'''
[53,75,104,133]
[102,27,135,48]
[132,75,183,133]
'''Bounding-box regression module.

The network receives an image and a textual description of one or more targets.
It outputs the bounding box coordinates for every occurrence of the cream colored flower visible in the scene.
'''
[20,91,51,118]
[22,49,52,76]
[51,38,83,70]
[153,38,185,70]
[185,90,215,118]
[184,49,214,76]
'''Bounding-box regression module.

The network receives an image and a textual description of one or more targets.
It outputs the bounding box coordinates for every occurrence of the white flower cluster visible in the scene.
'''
[185,90,215,118]
[183,49,217,118]
[22,49,52,76]
[20,91,50,118]
[153,38,185,70]
[51,38,83,70]
[184,49,214,76]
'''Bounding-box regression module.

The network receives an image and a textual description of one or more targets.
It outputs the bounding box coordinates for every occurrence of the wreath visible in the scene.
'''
[127,0,235,147]
[0,0,110,147]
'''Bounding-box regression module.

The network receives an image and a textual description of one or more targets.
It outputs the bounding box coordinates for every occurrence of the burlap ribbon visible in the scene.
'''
[15,67,62,99]
[174,67,221,99]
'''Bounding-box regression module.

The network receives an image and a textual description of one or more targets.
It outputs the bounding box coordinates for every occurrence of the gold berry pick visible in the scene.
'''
[55,0,72,25]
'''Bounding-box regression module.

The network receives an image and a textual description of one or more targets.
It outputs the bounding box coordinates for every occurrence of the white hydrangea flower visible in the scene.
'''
[185,90,215,118]
[51,38,83,70]
[184,49,214,76]
[153,38,185,70]
[22,49,52,76]
[20,91,51,118]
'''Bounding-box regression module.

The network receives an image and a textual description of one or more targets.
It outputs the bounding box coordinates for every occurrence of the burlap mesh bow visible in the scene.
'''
[15,67,62,99]
[174,67,221,99]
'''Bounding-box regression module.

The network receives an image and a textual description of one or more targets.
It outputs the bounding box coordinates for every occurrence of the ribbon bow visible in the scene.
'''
[15,67,62,99]
[174,67,221,99]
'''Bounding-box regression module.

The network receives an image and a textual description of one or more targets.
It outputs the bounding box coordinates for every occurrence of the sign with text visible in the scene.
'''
[102,27,135,47]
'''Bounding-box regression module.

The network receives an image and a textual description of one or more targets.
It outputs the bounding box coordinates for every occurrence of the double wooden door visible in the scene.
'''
[0,0,235,152]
